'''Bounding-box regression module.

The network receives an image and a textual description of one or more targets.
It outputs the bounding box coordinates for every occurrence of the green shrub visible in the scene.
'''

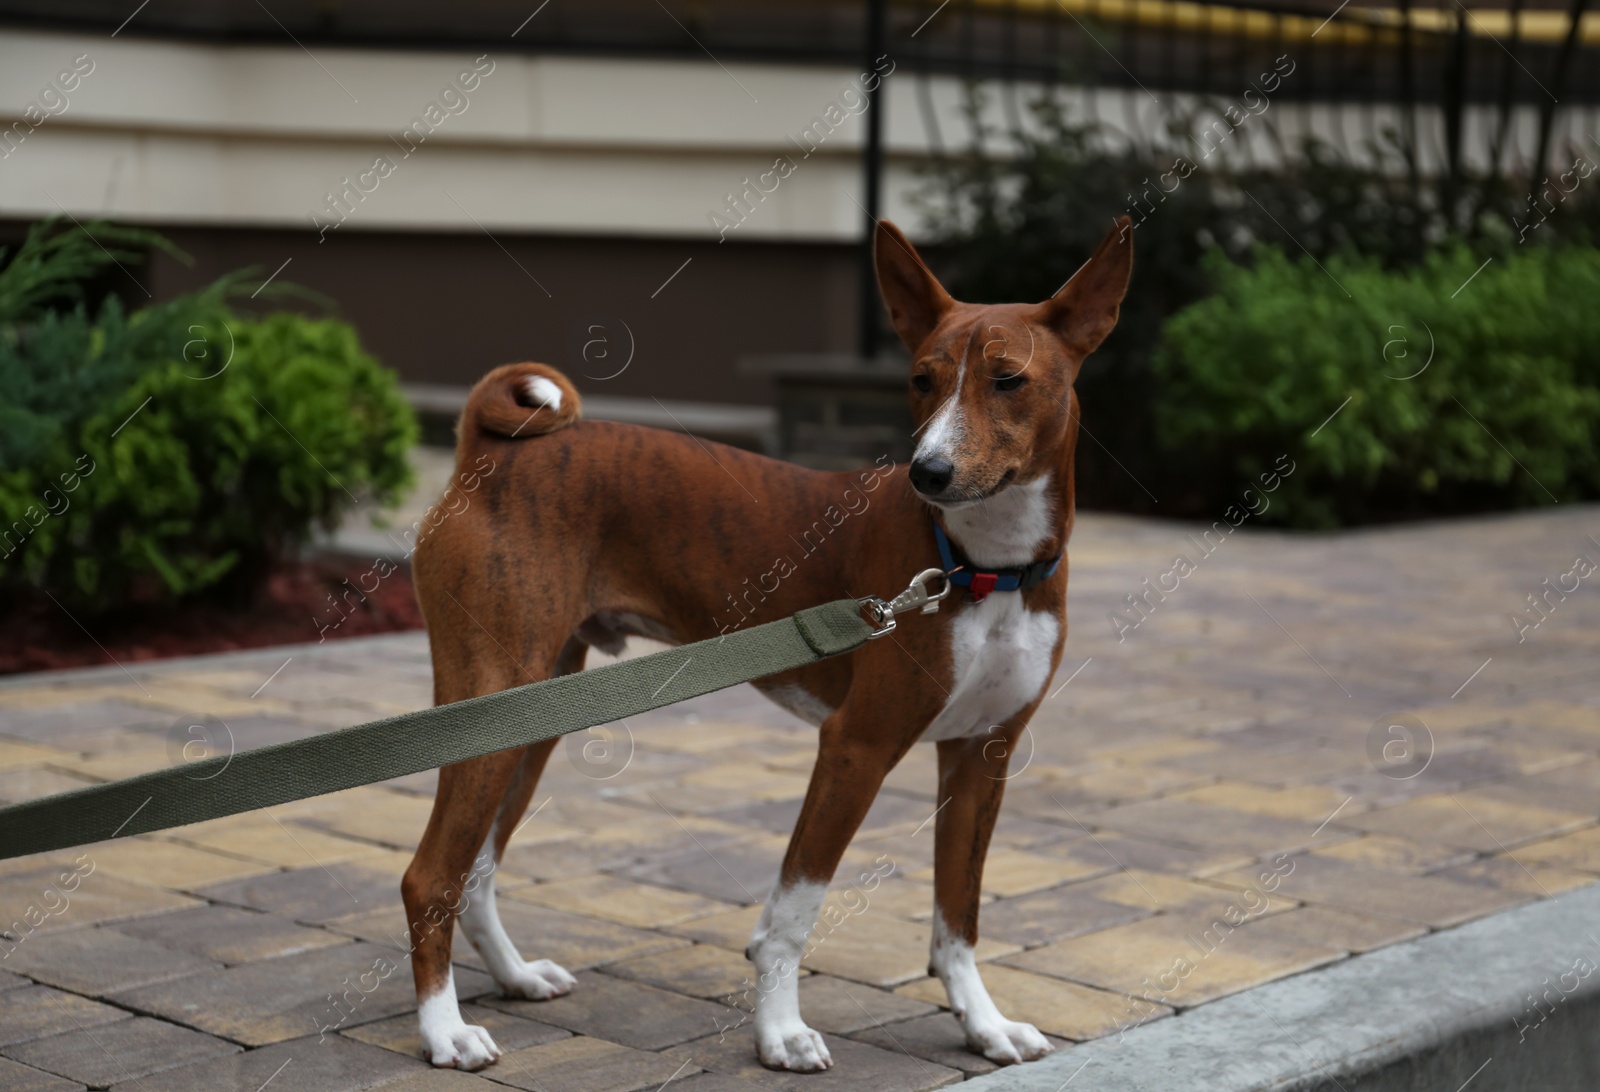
[1153,245,1600,527]
[0,221,416,608]
[919,90,1600,519]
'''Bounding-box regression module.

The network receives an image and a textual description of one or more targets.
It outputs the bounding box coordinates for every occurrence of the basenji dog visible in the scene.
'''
[405,216,1133,1072]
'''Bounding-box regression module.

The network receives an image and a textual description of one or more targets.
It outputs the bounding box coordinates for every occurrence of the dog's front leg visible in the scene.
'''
[747,878,829,1069]
[748,715,909,1072]
[931,729,1052,1065]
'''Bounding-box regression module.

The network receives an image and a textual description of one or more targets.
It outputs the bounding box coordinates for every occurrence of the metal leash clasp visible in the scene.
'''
[857,568,952,639]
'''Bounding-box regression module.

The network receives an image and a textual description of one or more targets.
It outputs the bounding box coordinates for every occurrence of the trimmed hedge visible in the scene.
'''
[920,90,1600,522]
[1153,245,1600,527]
[0,221,416,609]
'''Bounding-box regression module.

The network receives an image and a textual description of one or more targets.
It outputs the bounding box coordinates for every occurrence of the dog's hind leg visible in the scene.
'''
[404,746,523,1069]
[403,636,577,1070]
[455,637,587,1001]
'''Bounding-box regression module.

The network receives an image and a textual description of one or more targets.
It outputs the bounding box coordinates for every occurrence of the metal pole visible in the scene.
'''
[1531,0,1591,195]
[859,0,888,360]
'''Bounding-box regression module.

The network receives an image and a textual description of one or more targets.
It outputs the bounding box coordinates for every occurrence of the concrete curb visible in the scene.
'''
[0,630,428,691]
[966,882,1600,1092]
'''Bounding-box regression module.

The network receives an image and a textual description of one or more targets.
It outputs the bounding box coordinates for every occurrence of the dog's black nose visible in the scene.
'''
[910,456,954,496]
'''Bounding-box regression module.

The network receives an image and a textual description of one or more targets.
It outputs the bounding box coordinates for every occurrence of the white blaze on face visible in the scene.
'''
[914,389,964,467]
[522,375,563,411]
[914,341,968,468]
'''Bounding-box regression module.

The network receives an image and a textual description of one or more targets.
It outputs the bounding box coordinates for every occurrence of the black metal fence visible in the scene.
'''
[5,0,1594,102]
[6,0,1594,174]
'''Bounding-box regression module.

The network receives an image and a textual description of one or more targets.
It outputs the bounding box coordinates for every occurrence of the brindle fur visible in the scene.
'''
[404,216,1133,1071]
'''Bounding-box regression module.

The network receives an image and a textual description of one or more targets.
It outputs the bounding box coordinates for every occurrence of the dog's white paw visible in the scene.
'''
[965,1017,1052,1065]
[422,1018,502,1070]
[757,1021,833,1072]
[499,958,577,1001]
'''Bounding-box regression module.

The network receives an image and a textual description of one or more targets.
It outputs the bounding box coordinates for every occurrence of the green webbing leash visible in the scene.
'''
[0,588,928,862]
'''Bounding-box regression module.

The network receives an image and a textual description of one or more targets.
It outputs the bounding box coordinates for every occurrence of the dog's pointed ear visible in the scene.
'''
[875,219,954,353]
[1038,216,1134,361]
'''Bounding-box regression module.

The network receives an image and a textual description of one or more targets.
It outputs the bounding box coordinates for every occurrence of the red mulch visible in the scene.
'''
[0,556,426,676]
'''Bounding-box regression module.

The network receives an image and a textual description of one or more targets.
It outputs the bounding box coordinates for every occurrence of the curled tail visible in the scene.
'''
[462,362,582,439]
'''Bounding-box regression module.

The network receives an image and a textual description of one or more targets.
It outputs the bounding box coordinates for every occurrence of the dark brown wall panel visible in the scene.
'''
[133,225,862,406]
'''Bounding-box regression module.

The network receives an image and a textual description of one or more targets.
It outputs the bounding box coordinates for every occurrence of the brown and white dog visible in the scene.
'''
[404,216,1133,1072]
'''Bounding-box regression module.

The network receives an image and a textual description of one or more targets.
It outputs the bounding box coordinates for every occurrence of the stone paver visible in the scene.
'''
[2,1015,239,1088]
[104,1035,426,1091]
[330,901,690,975]
[481,971,734,1051]
[792,975,940,1034]
[197,862,417,926]
[488,1036,698,1092]
[168,814,397,869]
[341,1003,568,1058]
[112,903,351,965]
[0,926,218,995]
[975,883,1150,949]
[0,1057,85,1092]
[896,963,1151,1040]
[0,504,1595,1089]
[999,912,1344,1008]
[0,987,129,1048]
[82,836,279,891]
[1307,832,1476,873]
[374,1074,510,1092]
[670,1077,775,1092]
[508,873,738,929]
[1241,905,1427,953]
[108,941,496,1047]
[848,1012,1011,1076]
[1208,854,1527,928]
[0,867,200,931]
[1514,826,1600,872]
[665,1028,963,1090]
[605,942,793,1002]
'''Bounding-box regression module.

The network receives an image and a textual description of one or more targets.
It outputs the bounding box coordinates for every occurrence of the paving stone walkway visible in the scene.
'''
[1,505,1597,1091]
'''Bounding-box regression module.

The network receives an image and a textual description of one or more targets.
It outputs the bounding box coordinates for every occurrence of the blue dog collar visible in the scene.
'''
[933,523,1061,602]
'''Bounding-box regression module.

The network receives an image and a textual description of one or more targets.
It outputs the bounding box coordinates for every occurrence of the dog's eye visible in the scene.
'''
[994,373,1027,392]
[911,374,932,393]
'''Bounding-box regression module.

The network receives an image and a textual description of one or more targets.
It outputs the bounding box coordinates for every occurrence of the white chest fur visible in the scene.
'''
[922,474,1062,743]
[920,591,1060,742]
